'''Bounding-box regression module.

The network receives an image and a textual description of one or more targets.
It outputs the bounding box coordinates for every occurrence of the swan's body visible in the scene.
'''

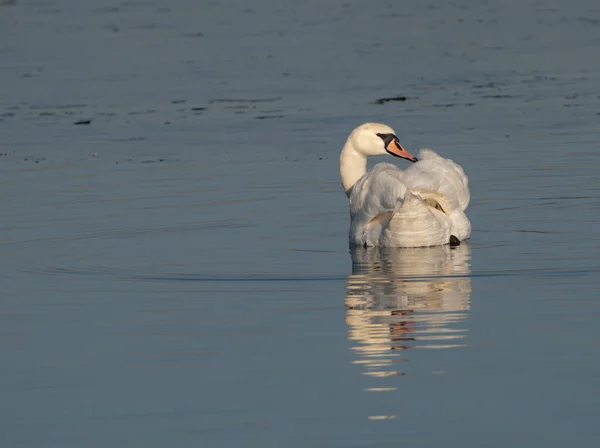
[340,123,470,247]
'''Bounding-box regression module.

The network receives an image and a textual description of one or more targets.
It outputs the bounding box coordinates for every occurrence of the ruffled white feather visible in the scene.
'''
[344,143,471,247]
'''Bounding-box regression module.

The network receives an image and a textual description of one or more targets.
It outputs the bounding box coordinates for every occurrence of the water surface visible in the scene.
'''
[1,0,600,446]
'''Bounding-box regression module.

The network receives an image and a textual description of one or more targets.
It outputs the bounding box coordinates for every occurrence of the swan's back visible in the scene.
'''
[402,149,470,211]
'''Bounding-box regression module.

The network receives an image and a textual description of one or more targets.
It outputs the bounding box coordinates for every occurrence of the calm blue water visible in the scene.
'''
[1,0,600,446]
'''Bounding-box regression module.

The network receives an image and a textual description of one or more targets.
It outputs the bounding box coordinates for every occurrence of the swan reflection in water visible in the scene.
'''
[345,243,472,380]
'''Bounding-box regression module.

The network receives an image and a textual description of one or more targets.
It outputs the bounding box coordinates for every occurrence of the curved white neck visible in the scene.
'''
[340,140,367,197]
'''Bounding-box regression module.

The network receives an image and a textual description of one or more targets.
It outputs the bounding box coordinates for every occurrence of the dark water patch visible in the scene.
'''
[513,229,566,234]
[210,97,281,104]
[133,22,175,31]
[139,159,165,164]
[120,1,159,7]
[109,136,147,141]
[73,119,91,125]
[577,17,600,26]
[521,75,558,84]
[190,107,207,111]
[224,105,251,110]
[103,24,120,33]
[171,99,186,104]
[114,156,173,164]
[22,156,47,164]
[473,82,501,89]
[29,104,87,110]
[480,94,516,99]
[539,196,594,200]
[128,110,157,115]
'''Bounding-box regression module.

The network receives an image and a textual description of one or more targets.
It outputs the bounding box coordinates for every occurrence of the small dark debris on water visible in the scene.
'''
[318,157,323,160]
[24,156,46,163]
[143,159,166,164]
[473,82,497,89]
[74,119,91,125]
[256,115,284,120]
[373,96,408,104]
[172,99,186,104]
[164,121,171,125]
[190,107,207,111]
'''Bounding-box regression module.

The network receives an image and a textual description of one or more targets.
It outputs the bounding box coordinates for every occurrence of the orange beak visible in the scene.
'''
[386,139,418,162]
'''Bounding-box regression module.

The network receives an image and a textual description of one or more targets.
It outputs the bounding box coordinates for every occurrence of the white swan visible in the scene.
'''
[340,123,471,247]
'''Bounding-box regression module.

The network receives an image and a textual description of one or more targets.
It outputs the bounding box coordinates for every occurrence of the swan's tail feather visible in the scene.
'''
[409,189,452,216]
[381,190,452,247]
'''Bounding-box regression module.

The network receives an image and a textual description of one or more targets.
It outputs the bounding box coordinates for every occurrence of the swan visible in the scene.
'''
[340,123,471,247]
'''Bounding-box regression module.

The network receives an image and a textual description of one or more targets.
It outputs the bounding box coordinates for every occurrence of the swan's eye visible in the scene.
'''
[376,133,395,147]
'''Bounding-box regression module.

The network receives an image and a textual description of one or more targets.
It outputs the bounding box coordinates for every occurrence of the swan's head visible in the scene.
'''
[348,123,418,162]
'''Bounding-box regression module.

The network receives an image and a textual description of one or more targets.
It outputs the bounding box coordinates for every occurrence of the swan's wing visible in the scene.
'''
[349,163,410,246]
[349,163,408,218]
[401,149,470,211]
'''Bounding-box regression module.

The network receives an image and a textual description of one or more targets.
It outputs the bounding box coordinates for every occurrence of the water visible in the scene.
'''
[1,0,600,446]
